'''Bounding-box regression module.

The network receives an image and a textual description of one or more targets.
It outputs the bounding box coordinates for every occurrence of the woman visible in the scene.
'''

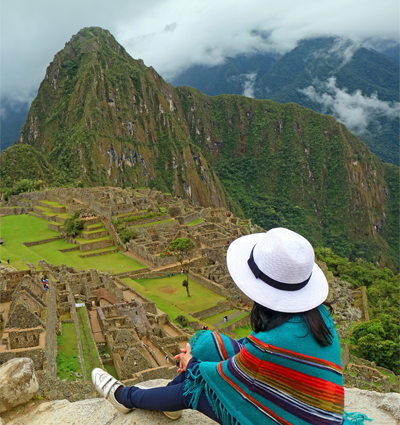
[92,228,364,424]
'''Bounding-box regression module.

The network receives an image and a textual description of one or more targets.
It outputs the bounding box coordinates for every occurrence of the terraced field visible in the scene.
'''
[0,213,145,273]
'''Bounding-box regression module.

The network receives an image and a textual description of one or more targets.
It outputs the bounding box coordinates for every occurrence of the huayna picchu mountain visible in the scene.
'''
[1,27,398,271]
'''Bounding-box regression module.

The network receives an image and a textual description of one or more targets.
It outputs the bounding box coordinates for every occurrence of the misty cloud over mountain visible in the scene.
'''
[300,77,400,134]
[1,0,399,102]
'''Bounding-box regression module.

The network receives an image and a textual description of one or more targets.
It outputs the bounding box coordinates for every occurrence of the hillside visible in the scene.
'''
[1,27,399,271]
[172,37,400,165]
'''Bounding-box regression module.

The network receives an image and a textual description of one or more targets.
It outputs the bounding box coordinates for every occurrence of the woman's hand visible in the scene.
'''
[174,343,192,373]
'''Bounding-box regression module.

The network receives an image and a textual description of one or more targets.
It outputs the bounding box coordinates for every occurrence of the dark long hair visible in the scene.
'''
[250,301,334,347]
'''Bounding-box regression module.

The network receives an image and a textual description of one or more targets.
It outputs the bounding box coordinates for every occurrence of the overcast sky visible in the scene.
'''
[1,0,399,104]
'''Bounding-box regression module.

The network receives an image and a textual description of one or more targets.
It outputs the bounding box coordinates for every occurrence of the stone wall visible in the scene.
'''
[192,302,232,320]
[78,249,118,258]
[83,230,109,240]
[78,239,114,252]
[48,222,63,232]
[127,242,177,267]
[123,215,171,227]
[188,272,229,297]
[8,328,43,349]
[176,211,199,225]
[0,270,32,285]
[0,346,45,370]
[0,289,14,303]
[45,280,58,379]
[0,207,32,215]
[122,366,178,385]
[36,371,100,402]
[23,237,63,247]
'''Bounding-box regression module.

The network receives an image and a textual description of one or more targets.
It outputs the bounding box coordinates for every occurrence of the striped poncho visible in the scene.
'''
[184,305,346,425]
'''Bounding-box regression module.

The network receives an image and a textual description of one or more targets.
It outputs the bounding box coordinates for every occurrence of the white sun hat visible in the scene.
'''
[226,227,328,313]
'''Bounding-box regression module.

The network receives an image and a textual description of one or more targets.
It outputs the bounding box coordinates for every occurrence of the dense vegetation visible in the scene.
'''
[2,178,44,201]
[316,247,399,373]
[63,210,84,236]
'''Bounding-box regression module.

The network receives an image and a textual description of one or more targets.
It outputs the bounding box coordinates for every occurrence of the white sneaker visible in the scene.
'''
[91,368,131,414]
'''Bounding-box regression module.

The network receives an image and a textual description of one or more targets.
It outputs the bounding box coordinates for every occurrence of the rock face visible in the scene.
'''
[345,387,400,425]
[4,380,400,425]
[0,358,39,413]
[5,397,216,425]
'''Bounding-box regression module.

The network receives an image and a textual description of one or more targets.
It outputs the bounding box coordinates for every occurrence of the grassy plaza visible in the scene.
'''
[136,275,226,313]
[0,214,145,273]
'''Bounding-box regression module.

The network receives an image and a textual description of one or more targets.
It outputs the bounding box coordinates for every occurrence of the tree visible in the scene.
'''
[182,280,190,297]
[63,210,83,237]
[164,237,196,297]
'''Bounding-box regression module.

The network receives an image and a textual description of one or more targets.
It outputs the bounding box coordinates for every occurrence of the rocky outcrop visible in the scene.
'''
[0,358,39,413]
[345,387,400,425]
[3,379,400,425]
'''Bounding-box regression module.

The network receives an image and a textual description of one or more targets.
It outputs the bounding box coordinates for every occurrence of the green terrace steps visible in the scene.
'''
[73,235,114,252]
[83,217,102,229]
[82,227,109,240]
[48,222,64,232]
[39,200,67,214]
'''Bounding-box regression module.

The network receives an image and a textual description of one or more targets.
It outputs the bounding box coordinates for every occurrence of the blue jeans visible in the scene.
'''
[117,359,222,424]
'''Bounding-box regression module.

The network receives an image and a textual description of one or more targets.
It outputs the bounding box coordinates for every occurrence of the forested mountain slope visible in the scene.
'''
[1,27,398,270]
[172,37,400,165]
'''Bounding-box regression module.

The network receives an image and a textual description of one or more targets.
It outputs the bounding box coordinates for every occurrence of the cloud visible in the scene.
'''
[242,73,257,98]
[1,0,399,101]
[300,77,400,133]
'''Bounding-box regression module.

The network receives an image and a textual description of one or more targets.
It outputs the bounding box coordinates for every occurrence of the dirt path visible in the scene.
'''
[142,337,170,366]
[151,256,203,272]
[89,309,105,343]
[163,324,180,337]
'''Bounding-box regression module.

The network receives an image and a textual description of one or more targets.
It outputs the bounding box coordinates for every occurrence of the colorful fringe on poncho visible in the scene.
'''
[184,305,372,425]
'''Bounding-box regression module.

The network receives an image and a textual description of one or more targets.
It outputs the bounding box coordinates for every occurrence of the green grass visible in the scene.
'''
[0,214,145,273]
[187,218,202,226]
[219,312,249,329]
[130,219,175,228]
[35,205,52,212]
[86,223,104,229]
[57,323,83,381]
[74,235,112,244]
[121,277,192,322]
[134,275,226,313]
[77,307,102,380]
[82,227,106,234]
[40,200,66,207]
[232,325,252,339]
[105,364,119,379]
[203,309,239,325]
[59,311,71,320]
[113,210,146,218]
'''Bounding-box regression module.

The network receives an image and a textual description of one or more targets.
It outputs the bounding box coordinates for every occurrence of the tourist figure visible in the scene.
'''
[223,316,228,323]
[7,259,9,264]
[167,272,170,278]
[181,268,183,274]
[165,354,169,364]
[91,228,357,425]
[171,272,174,277]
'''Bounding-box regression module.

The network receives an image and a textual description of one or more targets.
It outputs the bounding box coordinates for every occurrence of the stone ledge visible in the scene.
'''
[4,381,400,425]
